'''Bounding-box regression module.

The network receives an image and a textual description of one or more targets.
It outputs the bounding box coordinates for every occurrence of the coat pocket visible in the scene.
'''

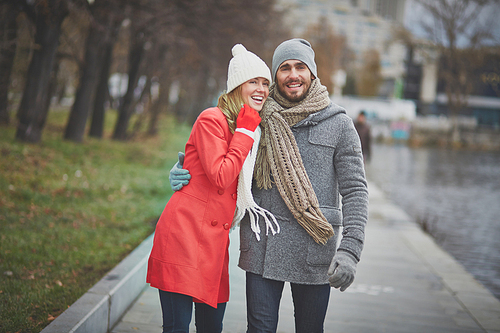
[160,192,207,268]
[320,206,342,226]
[306,206,341,266]
[306,225,340,266]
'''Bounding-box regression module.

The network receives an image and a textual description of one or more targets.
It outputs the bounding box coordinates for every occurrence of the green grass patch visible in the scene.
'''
[0,109,191,332]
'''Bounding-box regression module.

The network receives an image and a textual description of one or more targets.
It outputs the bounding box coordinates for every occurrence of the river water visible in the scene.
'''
[364,143,500,300]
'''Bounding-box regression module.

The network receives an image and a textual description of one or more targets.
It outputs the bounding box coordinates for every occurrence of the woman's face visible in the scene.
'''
[240,77,270,112]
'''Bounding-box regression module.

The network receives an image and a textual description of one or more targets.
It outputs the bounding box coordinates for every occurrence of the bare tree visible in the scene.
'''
[13,0,87,142]
[4,0,288,142]
[166,0,288,124]
[64,0,123,142]
[357,49,383,96]
[112,13,150,140]
[304,16,348,93]
[113,0,288,137]
[415,0,500,139]
[0,2,20,125]
[88,25,119,138]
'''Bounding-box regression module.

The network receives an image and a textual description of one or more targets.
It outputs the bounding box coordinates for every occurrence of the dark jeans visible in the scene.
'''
[158,289,226,333]
[246,272,330,333]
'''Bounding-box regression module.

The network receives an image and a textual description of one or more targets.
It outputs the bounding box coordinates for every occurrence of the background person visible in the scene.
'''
[354,110,371,162]
[147,44,271,333]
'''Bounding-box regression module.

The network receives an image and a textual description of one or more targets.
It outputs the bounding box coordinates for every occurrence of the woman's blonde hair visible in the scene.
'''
[217,85,245,134]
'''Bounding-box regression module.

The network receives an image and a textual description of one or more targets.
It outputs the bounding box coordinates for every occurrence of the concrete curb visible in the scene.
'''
[400,226,500,331]
[41,233,154,333]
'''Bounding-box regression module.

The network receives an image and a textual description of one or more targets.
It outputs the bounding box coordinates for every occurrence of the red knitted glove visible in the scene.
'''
[236,104,261,132]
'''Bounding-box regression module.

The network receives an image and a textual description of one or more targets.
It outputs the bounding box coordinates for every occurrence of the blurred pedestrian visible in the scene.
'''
[147,44,272,333]
[354,110,371,162]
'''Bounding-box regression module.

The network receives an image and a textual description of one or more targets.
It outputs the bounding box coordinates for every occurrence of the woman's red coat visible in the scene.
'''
[147,107,253,308]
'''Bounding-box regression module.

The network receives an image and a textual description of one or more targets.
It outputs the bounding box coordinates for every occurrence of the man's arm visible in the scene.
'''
[328,117,369,291]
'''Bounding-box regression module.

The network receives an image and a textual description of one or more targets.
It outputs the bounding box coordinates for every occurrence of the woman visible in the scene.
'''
[147,44,272,333]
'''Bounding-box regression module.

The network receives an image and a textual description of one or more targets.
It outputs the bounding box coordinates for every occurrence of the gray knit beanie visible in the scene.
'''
[272,38,317,80]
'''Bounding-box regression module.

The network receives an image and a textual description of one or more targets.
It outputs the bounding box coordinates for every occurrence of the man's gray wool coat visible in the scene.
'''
[238,101,369,285]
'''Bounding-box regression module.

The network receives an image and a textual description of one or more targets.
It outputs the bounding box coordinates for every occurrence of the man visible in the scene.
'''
[170,38,368,333]
[354,110,371,162]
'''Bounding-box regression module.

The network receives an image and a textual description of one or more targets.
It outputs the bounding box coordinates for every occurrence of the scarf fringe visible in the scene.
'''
[233,126,280,241]
[236,206,280,241]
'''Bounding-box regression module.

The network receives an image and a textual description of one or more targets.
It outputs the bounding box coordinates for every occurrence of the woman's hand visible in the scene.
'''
[236,104,261,132]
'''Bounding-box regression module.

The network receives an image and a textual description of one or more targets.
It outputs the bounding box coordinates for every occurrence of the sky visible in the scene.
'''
[403,0,500,47]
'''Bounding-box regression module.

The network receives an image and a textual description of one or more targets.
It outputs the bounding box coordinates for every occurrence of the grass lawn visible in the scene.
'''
[0,108,191,332]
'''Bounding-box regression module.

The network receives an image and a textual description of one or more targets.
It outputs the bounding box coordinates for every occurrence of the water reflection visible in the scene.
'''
[365,143,500,300]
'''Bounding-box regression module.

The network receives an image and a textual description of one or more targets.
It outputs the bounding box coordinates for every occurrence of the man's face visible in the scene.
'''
[275,60,313,103]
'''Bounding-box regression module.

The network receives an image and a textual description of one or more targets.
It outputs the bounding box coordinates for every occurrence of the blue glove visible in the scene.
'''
[328,251,357,292]
[169,152,191,191]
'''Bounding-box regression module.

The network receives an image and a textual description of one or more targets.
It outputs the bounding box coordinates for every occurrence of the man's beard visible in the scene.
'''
[277,80,311,103]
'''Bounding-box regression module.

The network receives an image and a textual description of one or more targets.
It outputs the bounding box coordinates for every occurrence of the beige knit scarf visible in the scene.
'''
[254,78,334,245]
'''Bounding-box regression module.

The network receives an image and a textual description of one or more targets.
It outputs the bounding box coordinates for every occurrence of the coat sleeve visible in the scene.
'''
[192,111,254,190]
[334,116,369,262]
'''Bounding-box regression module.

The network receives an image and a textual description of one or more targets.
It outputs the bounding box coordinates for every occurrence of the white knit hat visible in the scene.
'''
[226,44,272,93]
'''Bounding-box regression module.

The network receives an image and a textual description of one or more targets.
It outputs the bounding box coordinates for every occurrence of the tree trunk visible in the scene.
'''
[88,16,121,138]
[112,31,145,140]
[173,67,212,124]
[64,19,108,141]
[147,76,171,136]
[41,57,61,128]
[130,76,152,137]
[88,43,113,138]
[16,1,68,142]
[0,3,19,125]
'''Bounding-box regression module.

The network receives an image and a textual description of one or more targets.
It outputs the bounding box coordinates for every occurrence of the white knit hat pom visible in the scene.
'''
[232,44,247,56]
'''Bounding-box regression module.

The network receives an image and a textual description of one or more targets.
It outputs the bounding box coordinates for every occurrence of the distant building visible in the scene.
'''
[436,49,500,128]
[275,0,408,97]
[405,42,500,128]
[402,39,440,107]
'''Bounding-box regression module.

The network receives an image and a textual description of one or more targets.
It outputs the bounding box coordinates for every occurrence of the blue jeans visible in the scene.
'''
[246,272,330,333]
[158,289,226,333]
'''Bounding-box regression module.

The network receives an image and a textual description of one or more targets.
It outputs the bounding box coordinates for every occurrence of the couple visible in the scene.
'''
[147,39,369,333]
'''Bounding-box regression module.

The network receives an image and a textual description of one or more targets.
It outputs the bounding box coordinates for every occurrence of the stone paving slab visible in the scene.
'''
[111,182,500,333]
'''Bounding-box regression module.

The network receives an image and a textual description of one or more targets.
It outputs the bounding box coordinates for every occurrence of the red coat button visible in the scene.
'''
[211,220,218,226]
[232,193,237,200]
[218,189,224,195]
[223,223,230,230]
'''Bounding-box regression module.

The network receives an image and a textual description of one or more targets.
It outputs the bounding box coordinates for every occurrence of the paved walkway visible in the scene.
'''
[111,183,500,333]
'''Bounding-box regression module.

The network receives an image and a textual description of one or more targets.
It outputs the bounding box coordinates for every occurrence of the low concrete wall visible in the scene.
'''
[409,126,500,150]
[40,233,154,333]
[370,116,500,150]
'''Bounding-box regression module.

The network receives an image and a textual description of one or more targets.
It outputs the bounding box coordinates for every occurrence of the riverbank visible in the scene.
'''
[409,116,500,150]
